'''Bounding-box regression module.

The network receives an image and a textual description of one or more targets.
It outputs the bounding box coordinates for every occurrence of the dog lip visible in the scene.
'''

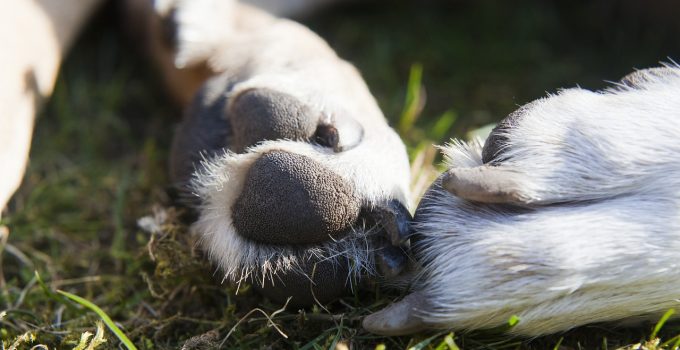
[253,254,351,307]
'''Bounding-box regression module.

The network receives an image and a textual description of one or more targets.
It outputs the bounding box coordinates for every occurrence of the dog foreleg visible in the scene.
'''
[0,0,103,216]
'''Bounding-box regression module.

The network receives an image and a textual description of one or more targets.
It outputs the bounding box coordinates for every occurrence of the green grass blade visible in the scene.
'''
[35,271,70,305]
[429,110,457,142]
[327,317,344,350]
[408,331,448,350]
[552,337,564,350]
[398,63,424,135]
[466,123,496,142]
[651,308,675,340]
[57,290,138,350]
[434,333,459,350]
[660,334,680,348]
[299,328,337,350]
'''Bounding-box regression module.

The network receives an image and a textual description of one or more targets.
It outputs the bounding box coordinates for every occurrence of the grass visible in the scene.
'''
[2,1,680,348]
[56,289,138,350]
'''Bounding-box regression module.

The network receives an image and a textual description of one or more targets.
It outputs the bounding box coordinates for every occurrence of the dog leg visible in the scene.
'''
[0,0,103,216]
[365,66,680,335]
[442,67,680,206]
[144,0,413,306]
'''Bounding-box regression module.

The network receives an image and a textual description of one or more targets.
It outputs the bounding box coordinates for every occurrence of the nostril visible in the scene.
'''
[231,151,361,245]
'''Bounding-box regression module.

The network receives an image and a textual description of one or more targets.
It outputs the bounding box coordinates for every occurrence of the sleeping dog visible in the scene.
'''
[3,0,678,338]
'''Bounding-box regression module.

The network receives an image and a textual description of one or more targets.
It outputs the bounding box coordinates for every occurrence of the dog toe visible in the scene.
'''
[441,166,528,204]
[363,292,429,336]
[229,88,317,152]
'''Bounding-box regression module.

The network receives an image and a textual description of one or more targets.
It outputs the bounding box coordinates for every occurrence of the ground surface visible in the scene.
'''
[2,1,680,349]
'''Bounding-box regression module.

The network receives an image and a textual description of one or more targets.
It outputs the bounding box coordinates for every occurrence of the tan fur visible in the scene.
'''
[122,0,213,106]
[0,0,103,217]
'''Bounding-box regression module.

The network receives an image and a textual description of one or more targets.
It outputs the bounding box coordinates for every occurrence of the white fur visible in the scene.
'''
[482,65,680,204]
[412,66,680,335]
[191,137,409,286]
[154,0,236,68]
[163,0,411,288]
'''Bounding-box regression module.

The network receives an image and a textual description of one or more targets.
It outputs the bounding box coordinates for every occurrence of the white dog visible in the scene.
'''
[364,65,680,335]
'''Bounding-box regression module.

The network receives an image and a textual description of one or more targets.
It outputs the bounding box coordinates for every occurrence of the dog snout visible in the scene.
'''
[231,150,361,245]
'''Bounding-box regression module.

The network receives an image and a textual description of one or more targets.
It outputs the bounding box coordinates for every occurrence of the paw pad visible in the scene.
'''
[232,151,360,245]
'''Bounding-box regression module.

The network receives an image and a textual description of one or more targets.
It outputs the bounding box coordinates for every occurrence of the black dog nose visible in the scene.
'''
[231,151,361,245]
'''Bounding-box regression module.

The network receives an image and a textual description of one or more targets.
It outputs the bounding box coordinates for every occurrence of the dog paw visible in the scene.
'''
[441,66,680,205]
[365,65,680,336]
[170,74,412,306]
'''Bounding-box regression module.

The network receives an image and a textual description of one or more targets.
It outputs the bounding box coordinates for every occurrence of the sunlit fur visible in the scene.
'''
[167,0,412,288]
[191,139,409,286]
[411,66,680,335]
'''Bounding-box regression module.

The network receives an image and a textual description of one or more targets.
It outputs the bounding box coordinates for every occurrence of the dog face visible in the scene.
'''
[364,66,680,335]
[169,64,412,306]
